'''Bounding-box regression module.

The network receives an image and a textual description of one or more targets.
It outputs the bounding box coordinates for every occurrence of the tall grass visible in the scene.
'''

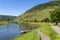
[12,22,60,40]
[20,22,60,40]
[38,23,60,40]
[12,30,38,40]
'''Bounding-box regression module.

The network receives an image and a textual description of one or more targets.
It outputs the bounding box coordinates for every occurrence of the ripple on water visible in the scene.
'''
[0,23,20,40]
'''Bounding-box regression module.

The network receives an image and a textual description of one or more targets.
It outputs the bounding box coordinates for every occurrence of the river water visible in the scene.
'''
[0,23,20,40]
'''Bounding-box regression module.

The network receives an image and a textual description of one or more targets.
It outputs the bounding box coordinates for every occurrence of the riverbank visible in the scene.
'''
[0,21,9,25]
[12,22,60,40]
[12,30,38,40]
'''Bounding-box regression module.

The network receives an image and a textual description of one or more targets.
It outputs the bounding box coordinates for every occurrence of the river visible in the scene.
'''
[0,23,20,40]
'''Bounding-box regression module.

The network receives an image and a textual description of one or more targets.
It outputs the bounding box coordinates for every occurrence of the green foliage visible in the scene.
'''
[15,1,60,23]
[57,23,60,27]
[34,19,39,22]
[50,7,60,22]
[0,15,17,25]
[0,21,9,25]
[12,30,38,40]
[51,0,60,1]
[13,23,60,40]
[41,18,50,22]
[38,23,59,40]
[0,15,17,21]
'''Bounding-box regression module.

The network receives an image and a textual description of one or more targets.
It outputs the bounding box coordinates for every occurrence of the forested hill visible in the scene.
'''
[0,15,17,21]
[15,1,60,22]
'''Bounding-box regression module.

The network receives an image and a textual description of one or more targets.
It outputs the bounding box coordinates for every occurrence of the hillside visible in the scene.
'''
[0,15,17,21]
[15,1,60,23]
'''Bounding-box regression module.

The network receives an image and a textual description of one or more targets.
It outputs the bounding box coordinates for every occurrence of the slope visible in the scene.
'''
[0,15,17,21]
[15,1,60,22]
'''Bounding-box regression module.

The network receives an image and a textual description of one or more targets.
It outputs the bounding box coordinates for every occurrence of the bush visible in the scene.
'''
[41,18,50,22]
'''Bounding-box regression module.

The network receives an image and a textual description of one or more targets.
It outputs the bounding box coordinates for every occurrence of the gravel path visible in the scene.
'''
[51,24,60,35]
[36,29,50,40]
[40,32,50,40]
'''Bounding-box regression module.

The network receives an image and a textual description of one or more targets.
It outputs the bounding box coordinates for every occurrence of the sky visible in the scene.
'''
[0,0,51,16]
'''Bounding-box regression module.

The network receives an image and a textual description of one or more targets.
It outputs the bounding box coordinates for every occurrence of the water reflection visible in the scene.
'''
[0,23,20,40]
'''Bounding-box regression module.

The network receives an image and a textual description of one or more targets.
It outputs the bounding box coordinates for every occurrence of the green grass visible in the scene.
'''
[57,23,60,27]
[12,30,38,40]
[27,22,60,40]
[12,22,60,40]
[0,21,9,25]
[20,22,60,40]
[29,22,60,40]
[38,23,60,40]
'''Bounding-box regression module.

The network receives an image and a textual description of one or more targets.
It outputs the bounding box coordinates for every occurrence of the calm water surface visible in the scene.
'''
[0,23,20,40]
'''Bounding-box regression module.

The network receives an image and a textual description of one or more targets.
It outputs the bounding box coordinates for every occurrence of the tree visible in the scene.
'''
[34,19,39,22]
[7,18,10,22]
[7,17,10,29]
[41,18,50,22]
[50,7,60,25]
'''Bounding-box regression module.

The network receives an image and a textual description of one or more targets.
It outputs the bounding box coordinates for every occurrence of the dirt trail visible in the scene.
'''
[40,32,50,40]
[51,24,60,35]
[36,29,50,40]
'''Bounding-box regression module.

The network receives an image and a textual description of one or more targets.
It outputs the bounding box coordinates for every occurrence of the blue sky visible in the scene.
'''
[0,0,51,16]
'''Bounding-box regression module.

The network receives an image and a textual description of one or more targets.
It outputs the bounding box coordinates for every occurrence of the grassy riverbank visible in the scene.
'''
[12,22,60,40]
[12,30,38,40]
[38,23,60,40]
[0,21,9,25]
[24,22,60,40]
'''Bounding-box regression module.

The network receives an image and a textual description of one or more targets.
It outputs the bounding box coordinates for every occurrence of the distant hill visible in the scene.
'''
[0,15,17,21]
[15,1,60,23]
